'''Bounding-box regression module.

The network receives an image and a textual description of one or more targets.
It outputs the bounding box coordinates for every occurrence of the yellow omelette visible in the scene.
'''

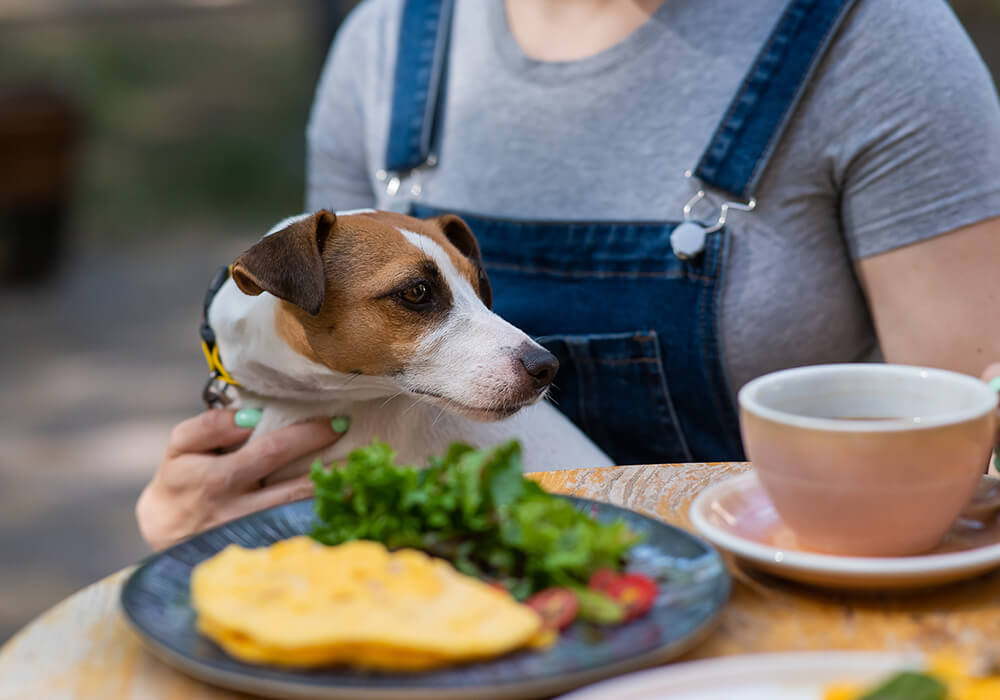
[190,537,545,670]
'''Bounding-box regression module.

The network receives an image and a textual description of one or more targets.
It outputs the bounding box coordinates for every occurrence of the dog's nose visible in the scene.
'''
[518,345,559,388]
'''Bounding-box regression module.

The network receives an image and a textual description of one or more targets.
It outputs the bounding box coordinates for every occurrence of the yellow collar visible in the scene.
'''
[200,265,241,407]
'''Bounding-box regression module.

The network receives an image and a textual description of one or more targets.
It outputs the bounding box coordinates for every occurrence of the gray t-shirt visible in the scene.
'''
[306,0,1000,392]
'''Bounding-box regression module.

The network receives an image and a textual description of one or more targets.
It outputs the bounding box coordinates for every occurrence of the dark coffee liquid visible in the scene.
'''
[836,416,902,420]
[829,416,919,422]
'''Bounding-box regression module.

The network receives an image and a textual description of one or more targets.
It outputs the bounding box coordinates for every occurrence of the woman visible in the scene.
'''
[138,0,1000,550]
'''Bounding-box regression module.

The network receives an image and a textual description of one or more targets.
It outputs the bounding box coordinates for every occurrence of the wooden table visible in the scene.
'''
[4,462,1000,699]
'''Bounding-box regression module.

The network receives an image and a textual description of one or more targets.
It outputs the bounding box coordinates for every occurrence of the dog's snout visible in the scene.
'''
[518,345,559,388]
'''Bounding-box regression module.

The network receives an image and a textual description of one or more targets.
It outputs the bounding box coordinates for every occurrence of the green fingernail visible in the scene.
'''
[234,409,261,428]
[331,416,351,433]
[989,377,1000,393]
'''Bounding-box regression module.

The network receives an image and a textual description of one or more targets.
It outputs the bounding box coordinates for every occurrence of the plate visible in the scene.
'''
[121,496,730,700]
[556,651,921,699]
[690,471,1000,589]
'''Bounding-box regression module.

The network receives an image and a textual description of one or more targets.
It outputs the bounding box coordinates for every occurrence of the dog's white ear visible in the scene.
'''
[430,214,493,309]
[231,210,336,315]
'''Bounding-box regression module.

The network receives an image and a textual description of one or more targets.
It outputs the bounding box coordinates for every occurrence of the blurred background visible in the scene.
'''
[0,0,997,644]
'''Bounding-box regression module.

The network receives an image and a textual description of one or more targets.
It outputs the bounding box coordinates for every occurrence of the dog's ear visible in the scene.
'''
[431,214,493,309]
[231,210,336,316]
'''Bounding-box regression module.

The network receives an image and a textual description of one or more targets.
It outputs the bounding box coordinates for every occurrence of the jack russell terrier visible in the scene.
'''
[201,209,612,482]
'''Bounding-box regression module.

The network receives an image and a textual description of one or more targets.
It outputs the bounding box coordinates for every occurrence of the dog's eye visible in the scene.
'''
[399,282,430,306]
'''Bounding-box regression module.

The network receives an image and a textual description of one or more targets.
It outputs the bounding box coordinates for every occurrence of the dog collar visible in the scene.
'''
[200,264,241,408]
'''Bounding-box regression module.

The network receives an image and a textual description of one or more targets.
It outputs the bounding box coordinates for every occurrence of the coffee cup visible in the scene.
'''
[738,364,997,557]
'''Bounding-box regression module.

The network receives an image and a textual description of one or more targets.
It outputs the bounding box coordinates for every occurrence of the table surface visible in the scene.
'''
[4,461,1000,699]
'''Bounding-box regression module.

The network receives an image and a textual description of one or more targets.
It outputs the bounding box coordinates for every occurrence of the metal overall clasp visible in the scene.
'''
[376,154,438,213]
[672,170,757,260]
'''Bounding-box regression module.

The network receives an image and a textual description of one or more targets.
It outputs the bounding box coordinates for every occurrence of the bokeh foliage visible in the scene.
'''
[0,3,321,241]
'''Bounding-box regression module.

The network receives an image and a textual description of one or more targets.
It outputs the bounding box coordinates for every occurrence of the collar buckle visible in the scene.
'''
[202,372,236,409]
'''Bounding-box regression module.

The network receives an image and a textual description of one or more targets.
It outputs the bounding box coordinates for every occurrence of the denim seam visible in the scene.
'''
[420,0,453,158]
[485,262,712,283]
[694,0,803,189]
[594,357,662,366]
[696,0,857,200]
[385,0,451,172]
[648,331,693,462]
[714,230,743,458]
[564,339,595,444]
[745,0,859,196]
[702,230,742,458]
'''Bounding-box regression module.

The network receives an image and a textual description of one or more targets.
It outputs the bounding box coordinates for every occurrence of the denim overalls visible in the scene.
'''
[380,0,857,465]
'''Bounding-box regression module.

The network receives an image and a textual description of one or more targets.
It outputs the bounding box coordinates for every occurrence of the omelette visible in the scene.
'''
[190,537,546,670]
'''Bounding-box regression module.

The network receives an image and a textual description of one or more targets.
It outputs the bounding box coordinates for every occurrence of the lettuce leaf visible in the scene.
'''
[309,439,641,598]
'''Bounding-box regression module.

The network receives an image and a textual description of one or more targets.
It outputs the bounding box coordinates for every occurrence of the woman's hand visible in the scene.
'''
[983,364,1000,468]
[136,409,346,551]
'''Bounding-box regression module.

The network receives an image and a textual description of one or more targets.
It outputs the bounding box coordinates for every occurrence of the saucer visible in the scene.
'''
[689,471,1000,589]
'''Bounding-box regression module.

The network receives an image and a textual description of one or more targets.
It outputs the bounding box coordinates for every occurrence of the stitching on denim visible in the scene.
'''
[385,0,449,171]
[698,19,792,192]
[746,0,859,196]
[563,339,594,444]
[695,0,803,185]
[539,331,693,462]
[485,261,714,283]
[420,0,453,156]
[719,235,743,458]
[702,231,741,457]
[595,357,662,366]
[734,2,814,192]
[695,236,713,448]
[648,330,693,462]
[697,0,857,199]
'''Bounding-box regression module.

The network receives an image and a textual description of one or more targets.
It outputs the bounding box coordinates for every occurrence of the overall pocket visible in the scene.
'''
[537,330,693,466]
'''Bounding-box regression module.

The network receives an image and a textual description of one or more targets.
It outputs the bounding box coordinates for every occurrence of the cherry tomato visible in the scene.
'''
[605,573,658,621]
[587,568,620,593]
[525,587,580,630]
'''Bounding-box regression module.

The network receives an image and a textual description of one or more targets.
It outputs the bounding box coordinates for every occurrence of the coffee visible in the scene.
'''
[830,416,918,422]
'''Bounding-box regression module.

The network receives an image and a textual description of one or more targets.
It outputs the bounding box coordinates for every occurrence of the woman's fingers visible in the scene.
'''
[141,411,348,550]
[984,365,1000,466]
[230,474,316,520]
[983,363,1000,381]
[225,420,341,489]
[165,409,252,458]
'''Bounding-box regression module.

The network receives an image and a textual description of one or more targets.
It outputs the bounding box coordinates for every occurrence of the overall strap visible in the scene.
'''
[384,0,454,173]
[385,0,859,200]
[694,0,859,201]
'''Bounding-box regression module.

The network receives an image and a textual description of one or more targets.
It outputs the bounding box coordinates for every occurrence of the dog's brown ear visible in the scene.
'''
[431,214,493,309]
[231,210,336,316]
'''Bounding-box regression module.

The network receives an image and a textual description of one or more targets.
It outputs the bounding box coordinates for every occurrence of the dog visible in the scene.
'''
[204,209,612,482]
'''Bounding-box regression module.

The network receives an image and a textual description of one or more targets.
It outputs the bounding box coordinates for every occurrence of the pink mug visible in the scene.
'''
[738,364,997,557]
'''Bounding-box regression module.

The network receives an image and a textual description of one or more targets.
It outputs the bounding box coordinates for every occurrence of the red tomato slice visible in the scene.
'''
[606,573,658,621]
[525,587,580,630]
[587,568,620,593]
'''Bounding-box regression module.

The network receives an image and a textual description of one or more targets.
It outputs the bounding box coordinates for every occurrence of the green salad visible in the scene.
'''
[309,440,642,602]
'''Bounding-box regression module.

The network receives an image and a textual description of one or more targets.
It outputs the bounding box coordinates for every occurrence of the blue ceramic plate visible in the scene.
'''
[121,497,729,700]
